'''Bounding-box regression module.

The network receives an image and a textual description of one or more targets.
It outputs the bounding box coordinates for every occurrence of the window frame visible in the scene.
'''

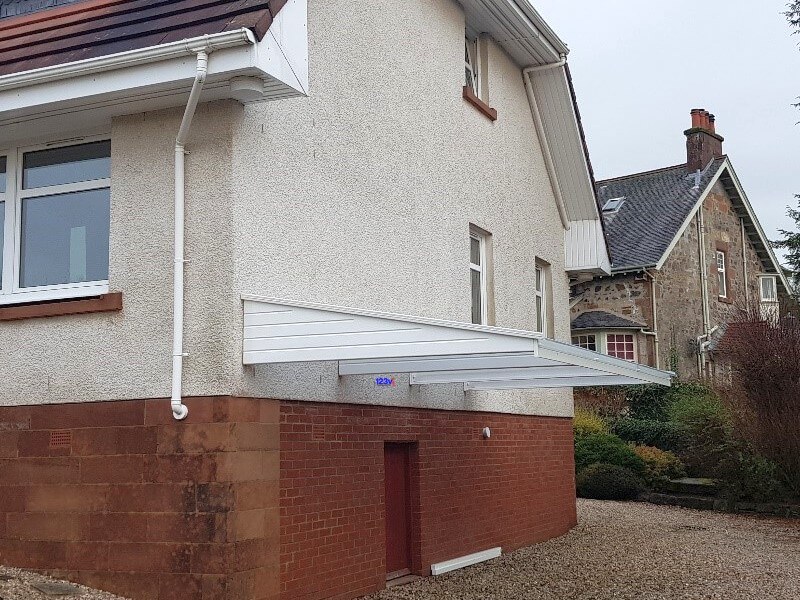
[571,334,597,351]
[534,263,547,336]
[464,36,480,98]
[572,330,638,362]
[759,275,778,303]
[0,136,111,306]
[605,331,637,362]
[716,250,727,299]
[469,231,487,325]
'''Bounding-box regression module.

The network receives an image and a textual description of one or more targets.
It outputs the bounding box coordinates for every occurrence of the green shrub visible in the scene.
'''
[574,433,646,474]
[716,447,793,503]
[573,408,609,438]
[632,445,687,486]
[624,384,673,421]
[576,463,645,500]
[668,387,729,430]
[612,418,690,452]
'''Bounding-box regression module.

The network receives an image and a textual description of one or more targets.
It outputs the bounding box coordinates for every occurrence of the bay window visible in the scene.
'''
[0,139,111,305]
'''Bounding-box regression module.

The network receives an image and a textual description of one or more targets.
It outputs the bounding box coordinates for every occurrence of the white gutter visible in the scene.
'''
[0,29,256,93]
[523,56,569,230]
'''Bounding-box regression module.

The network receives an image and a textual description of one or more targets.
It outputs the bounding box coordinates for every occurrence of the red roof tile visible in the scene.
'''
[0,0,288,77]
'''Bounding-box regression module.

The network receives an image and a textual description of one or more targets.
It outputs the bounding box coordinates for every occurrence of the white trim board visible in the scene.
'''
[430,547,502,576]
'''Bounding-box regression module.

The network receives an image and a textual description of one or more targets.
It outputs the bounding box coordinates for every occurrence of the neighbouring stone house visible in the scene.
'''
[571,109,791,379]
[0,2,668,600]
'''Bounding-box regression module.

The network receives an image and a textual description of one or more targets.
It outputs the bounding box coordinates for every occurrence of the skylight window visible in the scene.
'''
[602,197,625,212]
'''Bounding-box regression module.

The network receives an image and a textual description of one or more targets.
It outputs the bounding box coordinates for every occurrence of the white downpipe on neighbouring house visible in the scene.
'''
[171,50,209,421]
[522,57,569,230]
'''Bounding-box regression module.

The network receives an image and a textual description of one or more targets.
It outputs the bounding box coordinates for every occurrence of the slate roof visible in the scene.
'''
[571,311,645,331]
[597,157,726,270]
[0,0,287,77]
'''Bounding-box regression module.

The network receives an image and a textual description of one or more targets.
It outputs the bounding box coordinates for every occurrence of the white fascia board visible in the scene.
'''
[0,0,309,143]
[431,547,502,576]
[339,352,552,375]
[654,162,726,271]
[464,375,642,391]
[537,338,673,386]
[461,0,566,66]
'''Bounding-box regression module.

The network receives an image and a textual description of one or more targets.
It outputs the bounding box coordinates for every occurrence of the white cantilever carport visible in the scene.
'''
[242,296,672,389]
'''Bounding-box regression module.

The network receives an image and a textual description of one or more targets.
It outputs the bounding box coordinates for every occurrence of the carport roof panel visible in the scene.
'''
[242,295,672,388]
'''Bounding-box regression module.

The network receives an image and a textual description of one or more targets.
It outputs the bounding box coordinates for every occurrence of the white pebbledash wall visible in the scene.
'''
[0,0,572,417]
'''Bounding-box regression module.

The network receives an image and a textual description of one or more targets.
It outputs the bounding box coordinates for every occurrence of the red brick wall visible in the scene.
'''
[0,397,280,600]
[280,401,576,600]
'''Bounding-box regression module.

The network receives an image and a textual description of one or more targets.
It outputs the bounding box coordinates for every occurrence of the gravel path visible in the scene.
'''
[367,499,800,600]
[0,567,127,600]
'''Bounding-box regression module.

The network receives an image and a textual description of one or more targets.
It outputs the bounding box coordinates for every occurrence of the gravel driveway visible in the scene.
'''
[368,499,800,600]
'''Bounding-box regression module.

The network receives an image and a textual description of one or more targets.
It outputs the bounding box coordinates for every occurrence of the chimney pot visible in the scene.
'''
[685,108,724,171]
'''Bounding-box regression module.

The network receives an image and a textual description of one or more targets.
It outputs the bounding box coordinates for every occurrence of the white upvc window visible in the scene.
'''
[759,275,778,302]
[716,250,727,299]
[535,264,547,335]
[0,138,111,305]
[464,36,480,96]
[470,232,487,325]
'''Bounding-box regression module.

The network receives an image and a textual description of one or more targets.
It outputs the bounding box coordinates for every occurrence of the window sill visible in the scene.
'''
[0,292,122,322]
[462,86,497,122]
[718,296,733,305]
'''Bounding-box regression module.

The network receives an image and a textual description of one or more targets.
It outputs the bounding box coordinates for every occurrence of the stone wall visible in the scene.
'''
[570,274,655,366]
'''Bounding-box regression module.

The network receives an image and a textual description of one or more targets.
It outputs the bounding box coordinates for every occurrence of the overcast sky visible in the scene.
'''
[534,0,800,263]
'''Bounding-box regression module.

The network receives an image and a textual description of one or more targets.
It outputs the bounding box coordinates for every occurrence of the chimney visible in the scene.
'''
[685,108,724,172]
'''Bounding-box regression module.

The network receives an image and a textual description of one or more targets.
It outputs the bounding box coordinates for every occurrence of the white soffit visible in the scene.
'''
[242,296,672,389]
[462,0,568,66]
[529,67,597,222]
[0,0,309,144]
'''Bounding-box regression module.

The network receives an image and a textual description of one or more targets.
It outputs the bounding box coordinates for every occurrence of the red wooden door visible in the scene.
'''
[384,443,412,579]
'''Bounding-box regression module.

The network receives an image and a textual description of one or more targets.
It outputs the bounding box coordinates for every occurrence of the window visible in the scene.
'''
[601,197,625,212]
[464,37,479,97]
[0,139,111,305]
[470,232,486,324]
[606,333,635,361]
[571,334,596,351]
[716,250,727,299]
[535,264,547,335]
[760,275,777,302]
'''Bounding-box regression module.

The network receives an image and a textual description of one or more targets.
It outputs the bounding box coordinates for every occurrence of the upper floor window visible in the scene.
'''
[760,275,778,302]
[716,250,727,299]
[535,263,547,335]
[470,231,487,325]
[0,139,111,305]
[465,37,480,97]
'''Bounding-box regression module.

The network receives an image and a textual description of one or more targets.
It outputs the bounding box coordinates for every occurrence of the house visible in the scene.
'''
[570,109,791,378]
[0,1,668,599]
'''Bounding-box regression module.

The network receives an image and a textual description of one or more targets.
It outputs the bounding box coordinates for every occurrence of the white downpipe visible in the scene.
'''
[171,50,209,421]
[741,218,749,312]
[696,208,711,378]
[523,57,569,230]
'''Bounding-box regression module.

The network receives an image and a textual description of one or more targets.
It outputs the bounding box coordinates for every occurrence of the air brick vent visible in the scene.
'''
[49,430,72,449]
